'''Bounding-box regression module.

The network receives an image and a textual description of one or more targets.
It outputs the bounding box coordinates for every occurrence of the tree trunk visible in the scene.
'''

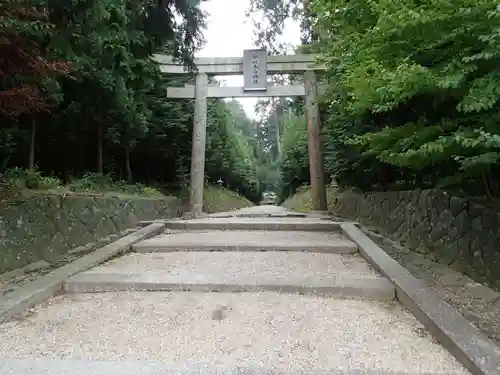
[97,123,103,174]
[28,118,36,170]
[125,146,132,182]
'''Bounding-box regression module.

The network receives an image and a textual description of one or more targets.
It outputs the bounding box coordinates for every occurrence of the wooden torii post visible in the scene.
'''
[154,50,327,217]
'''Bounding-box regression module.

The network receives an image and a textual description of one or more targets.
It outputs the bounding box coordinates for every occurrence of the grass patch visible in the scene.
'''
[0,168,164,200]
[203,185,254,213]
[282,185,340,212]
[66,172,164,197]
[0,168,256,212]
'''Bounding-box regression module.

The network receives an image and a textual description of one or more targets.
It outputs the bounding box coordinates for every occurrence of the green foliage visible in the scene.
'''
[206,100,262,202]
[309,0,500,196]
[68,172,163,196]
[282,185,340,213]
[67,172,114,192]
[258,0,500,199]
[0,168,163,197]
[277,110,308,199]
[0,0,206,184]
[245,0,500,196]
[2,167,62,190]
[0,0,70,116]
[203,185,254,213]
[0,0,269,203]
[252,97,302,195]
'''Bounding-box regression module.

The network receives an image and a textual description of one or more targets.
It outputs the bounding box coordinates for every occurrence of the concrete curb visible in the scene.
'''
[0,261,51,283]
[63,272,396,301]
[307,211,331,218]
[341,223,500,375]
[67,228,139,255]
[235,213,308,218]
[137,219,174,227]
[0,223,165,324]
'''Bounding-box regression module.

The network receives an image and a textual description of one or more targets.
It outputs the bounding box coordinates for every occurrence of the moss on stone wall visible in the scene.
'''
[0,185,256,274]
[0,193,182,273]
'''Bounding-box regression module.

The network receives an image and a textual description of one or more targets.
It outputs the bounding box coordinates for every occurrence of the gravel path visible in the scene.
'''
[0,291,468,374]
[0,206,480,374]
[364,226,500,346]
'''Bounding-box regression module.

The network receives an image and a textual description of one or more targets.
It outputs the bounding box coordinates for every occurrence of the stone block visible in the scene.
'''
[481,210,500,231]
[452,211,471,234]
[410,189,422,205]
[62,212,95,247]
[449,196,467,216]
[331,188,500,288]
[65,271,396,301]
[434,192,450,214]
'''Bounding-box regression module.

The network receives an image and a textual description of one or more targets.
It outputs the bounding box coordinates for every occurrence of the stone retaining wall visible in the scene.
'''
[0,194,182,273]
[332,189,500,288]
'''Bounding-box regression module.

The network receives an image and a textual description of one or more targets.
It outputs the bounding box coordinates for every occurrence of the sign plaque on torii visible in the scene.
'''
[243,49,267,92]
[155,49,327,217]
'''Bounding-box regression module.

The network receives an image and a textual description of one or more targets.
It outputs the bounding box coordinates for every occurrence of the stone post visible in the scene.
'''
[189,73,208,216]
[304,70,327,212]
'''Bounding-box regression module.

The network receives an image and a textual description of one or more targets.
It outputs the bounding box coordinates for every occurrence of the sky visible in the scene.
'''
[197,0,301,119]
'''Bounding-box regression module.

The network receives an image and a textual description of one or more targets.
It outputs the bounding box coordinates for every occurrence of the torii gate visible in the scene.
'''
[154,50,327,217]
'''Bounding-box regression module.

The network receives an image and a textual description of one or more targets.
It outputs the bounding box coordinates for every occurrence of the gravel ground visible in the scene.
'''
[0,291,469,374]
[85,252,381,279]
[363,226,500,346]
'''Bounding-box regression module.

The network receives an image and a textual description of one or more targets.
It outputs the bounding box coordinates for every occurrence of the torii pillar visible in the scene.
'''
[304,70,328,213]
[189,73,208,216]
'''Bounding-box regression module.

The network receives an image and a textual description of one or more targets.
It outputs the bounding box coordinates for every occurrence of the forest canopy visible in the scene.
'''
[250,0,500,201]
[5,0,499,204]
[0,0,270,202]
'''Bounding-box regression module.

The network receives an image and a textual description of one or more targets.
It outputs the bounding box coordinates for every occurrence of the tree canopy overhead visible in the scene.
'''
[0,0,71,116]
[249,0,500,200]
[8,0,497,203]
[0,0,268,203]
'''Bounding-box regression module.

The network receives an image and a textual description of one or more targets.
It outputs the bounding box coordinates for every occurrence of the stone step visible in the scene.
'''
[63,252,394,301]
[212,205,293,217]
[132,230,358,253]
[0,292,469,375]
[64,271,394,300]
[161,217,344,231]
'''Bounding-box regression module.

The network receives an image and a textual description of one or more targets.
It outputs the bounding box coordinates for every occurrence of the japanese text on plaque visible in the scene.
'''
[252,54,260,84]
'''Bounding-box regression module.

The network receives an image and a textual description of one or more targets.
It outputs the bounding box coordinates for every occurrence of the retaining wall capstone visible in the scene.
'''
[332,189,500,288]
[0,194,182,273]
